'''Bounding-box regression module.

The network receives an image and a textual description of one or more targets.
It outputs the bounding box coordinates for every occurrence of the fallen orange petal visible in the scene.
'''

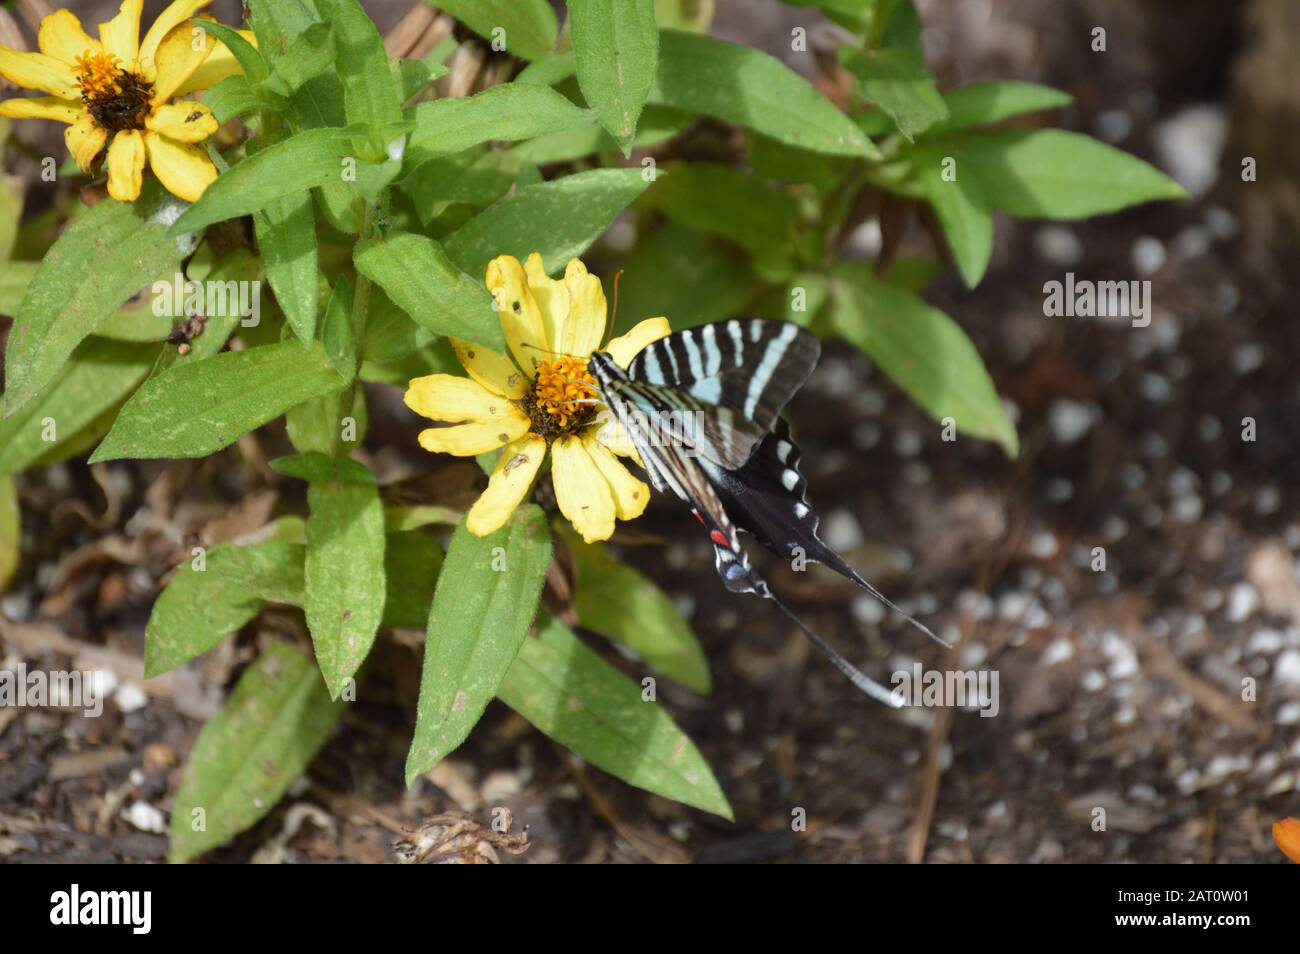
[1273,817,1300,863]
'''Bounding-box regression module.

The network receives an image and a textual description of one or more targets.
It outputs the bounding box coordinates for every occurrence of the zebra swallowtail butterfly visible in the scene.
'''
[586,318,945,706]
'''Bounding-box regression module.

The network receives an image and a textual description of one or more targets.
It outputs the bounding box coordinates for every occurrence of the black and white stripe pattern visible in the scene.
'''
[627,319,820,441]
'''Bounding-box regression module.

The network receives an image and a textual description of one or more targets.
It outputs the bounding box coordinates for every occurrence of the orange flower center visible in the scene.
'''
[75,52,154,133]
[522,356,600,439]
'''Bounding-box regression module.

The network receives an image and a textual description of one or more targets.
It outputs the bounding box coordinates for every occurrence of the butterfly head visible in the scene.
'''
[585,350,628,392]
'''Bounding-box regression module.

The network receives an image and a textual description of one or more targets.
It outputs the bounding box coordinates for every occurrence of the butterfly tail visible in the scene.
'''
[764,588,903,708]
[804,542,952,650]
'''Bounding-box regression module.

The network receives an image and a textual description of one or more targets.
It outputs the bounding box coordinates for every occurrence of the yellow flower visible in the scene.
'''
[0,1,252,203]
[405,253,672,543]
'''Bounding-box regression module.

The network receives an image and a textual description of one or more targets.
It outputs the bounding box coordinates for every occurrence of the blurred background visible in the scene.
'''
[1,0,1298,862]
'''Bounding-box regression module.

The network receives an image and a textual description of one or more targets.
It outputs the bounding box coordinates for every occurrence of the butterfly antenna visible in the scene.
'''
[765,590,902,708]
[602,269,625,350]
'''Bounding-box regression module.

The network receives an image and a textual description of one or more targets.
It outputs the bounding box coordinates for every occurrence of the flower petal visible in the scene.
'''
[552,435,616,544]
[604,317,671,368]
[582,433,649,521]
[466,434,546,537]
[98,0,143,65]
[65,113,107,170]
[0,48,78,98]
[37,10,102,64]
[139,0,212,70]
[449,339,527,399]
[143,129,214,202]
[558,257,606,357]
[485,254,549,379]
[523,252,570,358]
[147,100,217,142]
[593,414,643,464]
[418,418,529,457]
[0,96,82,124]
[149,19,215,101]
[174,29,255,96]
[404,373,515,423]
[106,129,146,201]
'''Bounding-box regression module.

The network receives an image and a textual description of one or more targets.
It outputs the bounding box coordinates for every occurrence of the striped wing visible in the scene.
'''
[626,318,820,445]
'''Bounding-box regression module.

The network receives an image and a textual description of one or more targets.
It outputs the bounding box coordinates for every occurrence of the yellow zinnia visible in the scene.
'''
[0,0,250,202]
[405,253,671,543]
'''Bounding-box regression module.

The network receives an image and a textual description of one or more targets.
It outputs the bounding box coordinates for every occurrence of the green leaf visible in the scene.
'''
[168,641,343,863]
[928,81,1072,136]
[383,504,463,533]
[498,615,732,819]
[90,341,343,462]
[0,475,18,595]
[511,104,690,164]
[285,385,365,456]
[261,22,335,97]
[254,192,319,343]
[653,162,799,278]
[649,30,876,158]
[381,531,444,629]
[830,262,1017,456]
[304,457,386,699]
[171,127,356,234]
[145,542,307,678]
[405,84,595,168]
[930,128,1187,219]
[405,505,551,785]
[397,49,451,101]
[3,188,197,417]
[444,167,652,278]
[0,261,37,316]
[569,0,659,151]
[400,148,532,224]
[354,231,503,349]
[198,20,269,83]
[0,172,22,259]
[909,144,992,288]
[617,224,755,329]
[314,0,403,132]
[839,45,948,142]
[515,52,575,86]
[784,271,830,326]
[246,0,318,56]
[653,0,714,33]
[201,75,266,123]
[0,339,157,475]
[562,528,710,692]
[433,0,558,61]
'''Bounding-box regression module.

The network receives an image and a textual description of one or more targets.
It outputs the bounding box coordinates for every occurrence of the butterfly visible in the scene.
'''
[585,318,945,706]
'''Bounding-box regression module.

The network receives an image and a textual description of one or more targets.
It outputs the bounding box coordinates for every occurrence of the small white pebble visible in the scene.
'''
[1131,236,1167,276]
[124,801,166,834]
[114,683,148,714]
[1225,583,1259,623]
[1081,669,1107,692]
[1048,399,1098,446]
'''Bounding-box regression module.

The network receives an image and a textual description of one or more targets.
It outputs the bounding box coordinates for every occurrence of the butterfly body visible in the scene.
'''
[586,319,942,705]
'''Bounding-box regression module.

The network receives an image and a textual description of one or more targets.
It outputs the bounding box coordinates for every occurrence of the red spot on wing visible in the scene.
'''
[709,530,730,548]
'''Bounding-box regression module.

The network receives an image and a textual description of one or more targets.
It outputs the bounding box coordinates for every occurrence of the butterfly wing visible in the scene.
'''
[625,319,820,469]
[708,418,945,647]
